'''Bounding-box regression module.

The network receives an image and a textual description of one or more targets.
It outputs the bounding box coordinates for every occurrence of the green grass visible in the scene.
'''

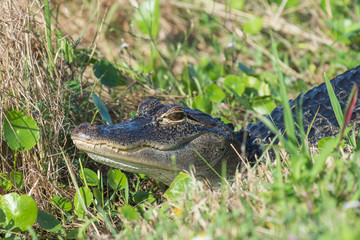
[1,0,360,239]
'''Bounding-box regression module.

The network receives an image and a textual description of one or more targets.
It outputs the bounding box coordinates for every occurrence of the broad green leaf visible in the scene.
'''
[67,228,81,239]
[133,0,160,38]
[80,167,100,187]
[243,17,263,35]
[118,205,139,220]
[230,0,245,10]
[74,186,93,219]
[318,137,345,151]
[50,195,72,212]
[91,93,112,125]
[205,84,226,102]
[0,192,38,231]
[93,188,103,206]
[224,75,245,95]
[245,76,272,96]
[0,207,5,226]
[3,110,40,151]
[108,169,128,191]
[133,191,155,204]
[93,58,125,87]
[37,210,63,233]
[10,171,23,190]
[164,172,194,200]
[285,0,299,7]
[252,98,276,115]
[310,138,338,181]
[192,95,212,114]
[0,173,12,192]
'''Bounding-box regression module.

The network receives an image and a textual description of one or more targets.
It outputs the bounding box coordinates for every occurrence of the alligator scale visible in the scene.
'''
[72,66,360,185]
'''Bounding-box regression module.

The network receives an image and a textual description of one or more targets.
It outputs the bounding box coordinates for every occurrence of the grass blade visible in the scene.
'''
[324,73,344,127]
[43,0,54,74]
[270,33,297,155]
[340,85,358,147]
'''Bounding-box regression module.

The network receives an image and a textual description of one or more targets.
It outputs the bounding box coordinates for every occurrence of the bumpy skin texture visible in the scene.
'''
[246,65,360,161]
[72,65,360,185]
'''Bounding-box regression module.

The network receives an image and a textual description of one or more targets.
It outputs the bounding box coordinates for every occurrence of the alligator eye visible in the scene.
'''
[167,112,185,121]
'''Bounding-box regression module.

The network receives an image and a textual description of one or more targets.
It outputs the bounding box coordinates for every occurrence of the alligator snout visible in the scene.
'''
[71,123,101,142]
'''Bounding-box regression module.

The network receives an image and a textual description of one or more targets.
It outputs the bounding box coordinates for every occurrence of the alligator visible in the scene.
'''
[72,65,360,185]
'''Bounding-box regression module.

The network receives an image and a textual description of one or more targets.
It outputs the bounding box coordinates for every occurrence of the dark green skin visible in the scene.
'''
[72,66,360,185]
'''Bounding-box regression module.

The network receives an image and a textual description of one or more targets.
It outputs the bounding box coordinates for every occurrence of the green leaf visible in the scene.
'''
[67,228,81,239]
[274,0,299,8]
[3,110,40,151]
[192,95,212,114]
[93,188,103,206]
[0,192,38,231]
[245,76,272,96]
[37,210,63,233]
[91,93,112,125]
[108,169,128,191]
[93,59,126,88]
[205,84,226,102]
[318,137,345,151]
[80,168,100,187]
[230,0,245,10]
[133,191,155,204]
[224,75,245,95]
[252,98,276,115]
[310,138,338,181]
[225,85,253,111]
[133,0,160,38]
[164,172,194,200]
[50,195,72,212]
[243,17,263,35]
[0,173,12,192]
[238,62,255,76]
[74,186,93,219]
[10,171,23,190]
[118,206,139,220]
[0,207,6,226]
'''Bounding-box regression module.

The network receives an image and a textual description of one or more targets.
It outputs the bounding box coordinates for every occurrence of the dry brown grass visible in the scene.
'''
[0,0,74,214]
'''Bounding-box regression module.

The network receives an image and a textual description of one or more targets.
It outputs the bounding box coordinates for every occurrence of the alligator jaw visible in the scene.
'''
[72,139,179,185]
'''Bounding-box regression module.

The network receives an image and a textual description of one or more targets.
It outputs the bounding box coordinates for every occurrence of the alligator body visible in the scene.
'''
[72,66,360,185]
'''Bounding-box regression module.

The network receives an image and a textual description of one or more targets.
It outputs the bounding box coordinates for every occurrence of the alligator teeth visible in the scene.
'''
[91,144,95,149]
[115,148,119,153]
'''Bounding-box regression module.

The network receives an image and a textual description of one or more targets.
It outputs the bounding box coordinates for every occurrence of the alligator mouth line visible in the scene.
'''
[72,138,177,170]
[71,132,204,152]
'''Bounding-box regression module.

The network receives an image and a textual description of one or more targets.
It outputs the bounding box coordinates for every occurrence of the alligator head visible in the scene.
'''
[72,66,360,186]
[72,99,245,185]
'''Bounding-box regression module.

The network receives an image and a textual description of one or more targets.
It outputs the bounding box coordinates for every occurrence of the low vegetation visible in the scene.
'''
[0,0,360,239]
